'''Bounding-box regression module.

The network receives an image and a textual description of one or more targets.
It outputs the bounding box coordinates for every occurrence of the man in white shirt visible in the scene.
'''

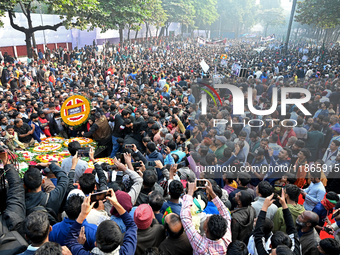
[251,181,278,220]
[61,141,88,182]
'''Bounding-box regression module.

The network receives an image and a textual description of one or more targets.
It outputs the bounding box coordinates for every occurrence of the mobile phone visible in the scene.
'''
[196,179,207,188]
[132,162,141,168]
[90,190,111,203]
[332,210,340,219]
[125,144,133,149]
[78,147,90,157]
[147,161,156,167]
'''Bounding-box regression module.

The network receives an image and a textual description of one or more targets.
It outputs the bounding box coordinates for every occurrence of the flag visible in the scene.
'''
[162,206,172,225]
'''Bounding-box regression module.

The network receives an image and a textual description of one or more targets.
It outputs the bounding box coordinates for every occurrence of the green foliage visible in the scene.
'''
[214,0,257,34]
[257,8,285,33]
[0,0,105,30]
[161,0,195,27]
[147,0,168,28]
[295,0,340,29]
[193,0,218,29]
[98,0,152,31]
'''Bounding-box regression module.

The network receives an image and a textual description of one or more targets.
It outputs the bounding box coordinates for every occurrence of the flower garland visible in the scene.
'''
[60,95,92,128]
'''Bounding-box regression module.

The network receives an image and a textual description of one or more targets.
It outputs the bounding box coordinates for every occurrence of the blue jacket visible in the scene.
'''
[146,150,164,180]
[49,218,97,250]
[312,202,330,227]
[28,120,44,143]
[65,212,137,255]
[146,150,164,164]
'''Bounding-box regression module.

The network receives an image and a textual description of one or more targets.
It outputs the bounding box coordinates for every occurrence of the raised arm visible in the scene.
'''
[180,182,205,254]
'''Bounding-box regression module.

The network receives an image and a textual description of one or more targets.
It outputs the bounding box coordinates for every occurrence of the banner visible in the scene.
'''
[260,34,275,42]
[246,34,257,38]
[197,37,226,46]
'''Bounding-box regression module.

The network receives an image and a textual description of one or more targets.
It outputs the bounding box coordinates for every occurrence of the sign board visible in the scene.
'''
[200,59,210,73]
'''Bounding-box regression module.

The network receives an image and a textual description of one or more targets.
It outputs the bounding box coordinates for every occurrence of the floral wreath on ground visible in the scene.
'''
[32,143,63,153]
[41,137,65,144]
[63,137,94,147]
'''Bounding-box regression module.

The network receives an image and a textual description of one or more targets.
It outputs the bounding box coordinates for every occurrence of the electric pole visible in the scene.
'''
[284,0,297,54]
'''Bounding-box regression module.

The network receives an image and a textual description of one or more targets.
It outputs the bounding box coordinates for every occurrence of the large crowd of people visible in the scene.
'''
[0,35,340,255]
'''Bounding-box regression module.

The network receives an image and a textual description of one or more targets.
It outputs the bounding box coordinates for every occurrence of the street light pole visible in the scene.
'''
[284,0,297,54]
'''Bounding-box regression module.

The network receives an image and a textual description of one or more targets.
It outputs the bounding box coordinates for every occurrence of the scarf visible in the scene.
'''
[321,196,337,211]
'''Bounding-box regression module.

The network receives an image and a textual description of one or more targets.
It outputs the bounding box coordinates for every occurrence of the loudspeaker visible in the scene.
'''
[239,68,248,78]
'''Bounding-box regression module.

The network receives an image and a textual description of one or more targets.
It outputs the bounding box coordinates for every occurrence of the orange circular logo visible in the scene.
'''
[61,95,91,126]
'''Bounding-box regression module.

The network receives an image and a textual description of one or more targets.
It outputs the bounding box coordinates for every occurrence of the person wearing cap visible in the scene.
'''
[134,204,166,255]
[312,191,339,233]
[214,135,227,160]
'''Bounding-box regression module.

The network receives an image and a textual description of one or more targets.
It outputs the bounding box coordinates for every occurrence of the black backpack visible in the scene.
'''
[26,193,59,226]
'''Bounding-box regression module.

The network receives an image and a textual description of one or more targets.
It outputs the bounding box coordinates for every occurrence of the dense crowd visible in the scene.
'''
[0,36,340,255]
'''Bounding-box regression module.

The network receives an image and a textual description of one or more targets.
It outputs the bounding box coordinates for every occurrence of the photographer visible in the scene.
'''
[65,190,137,255]
[24,161,68,221]
[112,154,143,205]
[61,141,88,182]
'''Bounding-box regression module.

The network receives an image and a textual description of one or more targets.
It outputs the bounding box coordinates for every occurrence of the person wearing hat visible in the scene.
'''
[134,204,166,255]
[312,191,339,233]
[214,135,227,160]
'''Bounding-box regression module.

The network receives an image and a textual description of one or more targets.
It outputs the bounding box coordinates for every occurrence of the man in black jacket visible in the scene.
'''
[109,111,125,158]
[254,190,301,255]
[0,152,26,236]
[24,162,68,218]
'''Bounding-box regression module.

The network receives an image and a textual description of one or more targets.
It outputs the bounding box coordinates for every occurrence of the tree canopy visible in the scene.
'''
[295,0,340,29]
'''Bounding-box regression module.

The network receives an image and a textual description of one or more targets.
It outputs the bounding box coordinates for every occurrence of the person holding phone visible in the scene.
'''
[65,190,138,255]
[180,180,231,254]
[61,141,89,182]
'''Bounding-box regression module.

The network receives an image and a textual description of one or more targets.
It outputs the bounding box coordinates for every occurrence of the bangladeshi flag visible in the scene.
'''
[162,206,173,225]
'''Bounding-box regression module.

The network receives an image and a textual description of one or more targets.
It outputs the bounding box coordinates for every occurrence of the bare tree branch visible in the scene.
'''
[8,10,26,33]
[31,21,65,33]
[18,1,28,17]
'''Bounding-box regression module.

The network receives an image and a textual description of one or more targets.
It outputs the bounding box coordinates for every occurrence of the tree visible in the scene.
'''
[144,0,167,40]
[257,8,285,36]
[295,0,340,28]
[213,0,257,38]
[193,0,219,30]
[160,0,195,37]
[98,0,151,45]
[0,0,105,58]
[295,0,340,42]
[258,0,285,36]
